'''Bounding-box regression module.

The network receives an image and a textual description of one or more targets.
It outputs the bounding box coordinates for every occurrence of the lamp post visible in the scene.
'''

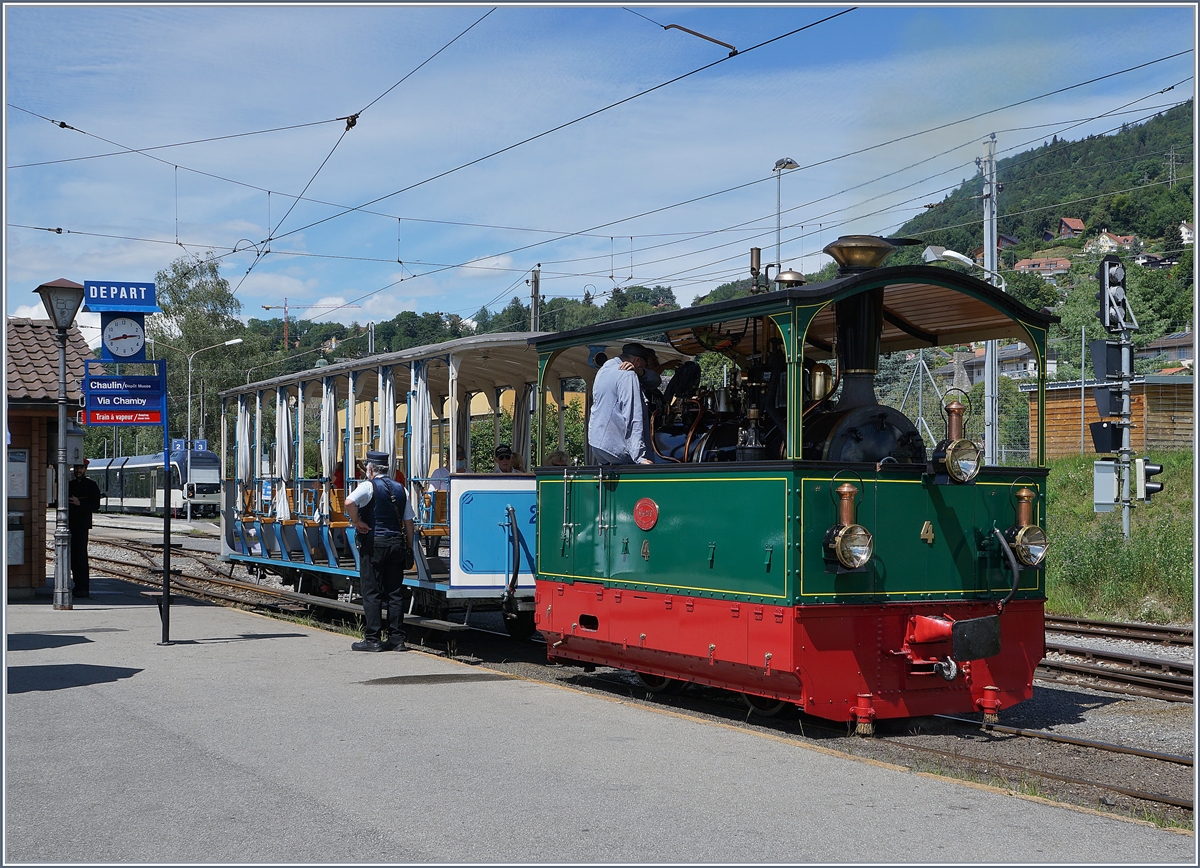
[186,338,243,520]
[773,157,799,273]
[34,279,86,611]
[923,246,1007,464]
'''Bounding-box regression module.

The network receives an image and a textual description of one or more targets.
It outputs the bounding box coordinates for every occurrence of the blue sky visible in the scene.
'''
[5,4,1196,345]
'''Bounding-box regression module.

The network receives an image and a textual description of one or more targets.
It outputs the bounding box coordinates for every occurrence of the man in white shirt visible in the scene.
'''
[345,450,415,652]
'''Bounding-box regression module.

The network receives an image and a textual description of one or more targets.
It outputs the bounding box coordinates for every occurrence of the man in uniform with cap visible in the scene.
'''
[587,343,655,465]
[67,462,102,598]
[345,450,415,651]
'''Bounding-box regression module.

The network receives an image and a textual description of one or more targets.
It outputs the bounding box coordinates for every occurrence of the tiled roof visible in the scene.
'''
[1061,217,1085,230]
[6,317,102,402]
[1145,331,1193,349]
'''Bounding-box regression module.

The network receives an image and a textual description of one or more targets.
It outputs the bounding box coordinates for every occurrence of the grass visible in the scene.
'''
[1045,450,1194,623]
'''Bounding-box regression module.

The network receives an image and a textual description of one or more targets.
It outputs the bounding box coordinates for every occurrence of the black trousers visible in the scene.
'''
[356,534,406,642]
[70,528,90,596]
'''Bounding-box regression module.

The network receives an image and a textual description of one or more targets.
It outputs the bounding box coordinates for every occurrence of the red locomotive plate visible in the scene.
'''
[633,497,659,531]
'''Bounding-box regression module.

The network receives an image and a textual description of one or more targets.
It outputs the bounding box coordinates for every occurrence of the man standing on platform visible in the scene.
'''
[67,462,101,598]
[345,451,415,652]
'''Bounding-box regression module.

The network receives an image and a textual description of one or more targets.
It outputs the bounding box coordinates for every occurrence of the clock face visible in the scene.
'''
[102,316,146,358]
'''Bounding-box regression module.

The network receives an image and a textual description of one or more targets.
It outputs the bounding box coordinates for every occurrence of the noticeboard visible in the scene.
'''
[7,449,29,498]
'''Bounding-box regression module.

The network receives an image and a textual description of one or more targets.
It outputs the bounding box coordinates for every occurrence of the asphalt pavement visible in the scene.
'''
[6,574,1195,864]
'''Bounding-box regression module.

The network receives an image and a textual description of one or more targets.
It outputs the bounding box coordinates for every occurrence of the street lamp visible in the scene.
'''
[923,246,1007,465]
[186,338,243,520]
[773,157,799,274]
[922,246,1007,291]
[34,278,85,611]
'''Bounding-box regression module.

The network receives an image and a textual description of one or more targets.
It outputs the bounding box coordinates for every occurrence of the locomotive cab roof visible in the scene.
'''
[529,263,1059,361]
[530,262,1056,362]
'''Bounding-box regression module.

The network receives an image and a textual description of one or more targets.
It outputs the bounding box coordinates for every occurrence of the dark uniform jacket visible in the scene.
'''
[68,474,102,531]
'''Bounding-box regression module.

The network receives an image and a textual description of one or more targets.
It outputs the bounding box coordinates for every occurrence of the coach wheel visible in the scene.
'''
[503,610,537,640]
[635,672,685,694]
[742,692,790,717]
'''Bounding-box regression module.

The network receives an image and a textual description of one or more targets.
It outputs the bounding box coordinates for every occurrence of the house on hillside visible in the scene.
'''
[933,343,1058,387]
[1134,252,1179,270]
[1084,230,1140,255]
[1136,330,1194,369]
[970,234,1019,264]
[1180,221,1194,246]
[1013,256,1072,281]
[1058,217,1085,239]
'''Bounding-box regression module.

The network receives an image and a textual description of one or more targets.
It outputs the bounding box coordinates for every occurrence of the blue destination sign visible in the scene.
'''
[87,392,157,410]
[82,280,160,312]
[86,376,162,394]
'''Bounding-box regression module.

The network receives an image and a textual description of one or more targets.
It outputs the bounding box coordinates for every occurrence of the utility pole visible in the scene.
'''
[529,266,541,332]
[262,299,359,351]
[981,133,1001,466]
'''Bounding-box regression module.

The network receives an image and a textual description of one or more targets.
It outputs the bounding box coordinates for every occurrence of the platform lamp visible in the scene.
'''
[186,338,243,520]
[35,278,86,610]
[773,157,799,274]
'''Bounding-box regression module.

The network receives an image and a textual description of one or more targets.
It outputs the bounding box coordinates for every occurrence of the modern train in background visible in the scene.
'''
[529,235,1055,729]
[87,449,222,518]
[217,333,686,637]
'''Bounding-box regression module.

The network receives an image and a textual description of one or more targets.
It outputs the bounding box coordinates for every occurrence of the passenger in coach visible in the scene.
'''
[345,451,415,652]
[67,462,101,598]
[494,444,517,473]
[545,450,569,467]
[587,343,654,465]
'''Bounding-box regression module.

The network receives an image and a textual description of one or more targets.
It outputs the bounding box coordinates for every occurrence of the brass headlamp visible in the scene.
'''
[1004,487,1048,567]
[824,482,874,572]
[930,399,981,484]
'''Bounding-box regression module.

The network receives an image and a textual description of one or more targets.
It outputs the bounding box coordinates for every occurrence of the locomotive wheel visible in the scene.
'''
[742,692,790,717]
[503,610,537,640]
[635,672,685,694]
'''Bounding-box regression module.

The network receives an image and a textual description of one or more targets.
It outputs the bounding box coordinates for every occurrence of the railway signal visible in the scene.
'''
[1094,255,1137,333]
[1135,458,1165,501]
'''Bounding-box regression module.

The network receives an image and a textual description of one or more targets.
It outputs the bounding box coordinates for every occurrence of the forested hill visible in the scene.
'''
[893,99,1193,261]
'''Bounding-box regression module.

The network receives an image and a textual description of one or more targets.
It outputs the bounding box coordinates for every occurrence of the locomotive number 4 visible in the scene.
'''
[920,521,935,544]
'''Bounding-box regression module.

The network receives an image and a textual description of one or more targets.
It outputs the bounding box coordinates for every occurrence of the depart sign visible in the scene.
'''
[82,280,160,312]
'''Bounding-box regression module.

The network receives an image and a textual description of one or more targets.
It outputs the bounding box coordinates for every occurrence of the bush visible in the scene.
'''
[1044,450,1193,623]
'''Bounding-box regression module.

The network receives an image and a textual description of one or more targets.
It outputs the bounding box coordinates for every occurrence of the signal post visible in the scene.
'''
[1089,255,1164,539]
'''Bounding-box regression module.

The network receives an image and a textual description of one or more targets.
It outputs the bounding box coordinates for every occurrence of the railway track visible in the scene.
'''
[574,670,1194,813]
[1046,615,1193,647]
[1039,642,1193,703]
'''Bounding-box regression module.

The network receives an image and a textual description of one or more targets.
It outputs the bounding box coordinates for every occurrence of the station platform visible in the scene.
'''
[6,576,1194,864]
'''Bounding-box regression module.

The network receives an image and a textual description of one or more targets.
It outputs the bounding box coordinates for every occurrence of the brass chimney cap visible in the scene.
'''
[823,235,897,272]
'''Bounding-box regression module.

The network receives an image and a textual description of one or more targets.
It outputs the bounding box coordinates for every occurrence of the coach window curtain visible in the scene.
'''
[274,387,292,521]
[320,377,337,518]
[410,360,431,509]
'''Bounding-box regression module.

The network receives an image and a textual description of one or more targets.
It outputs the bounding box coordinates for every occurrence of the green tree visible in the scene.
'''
[147,253,265,443]
[1006,272,1062,312]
